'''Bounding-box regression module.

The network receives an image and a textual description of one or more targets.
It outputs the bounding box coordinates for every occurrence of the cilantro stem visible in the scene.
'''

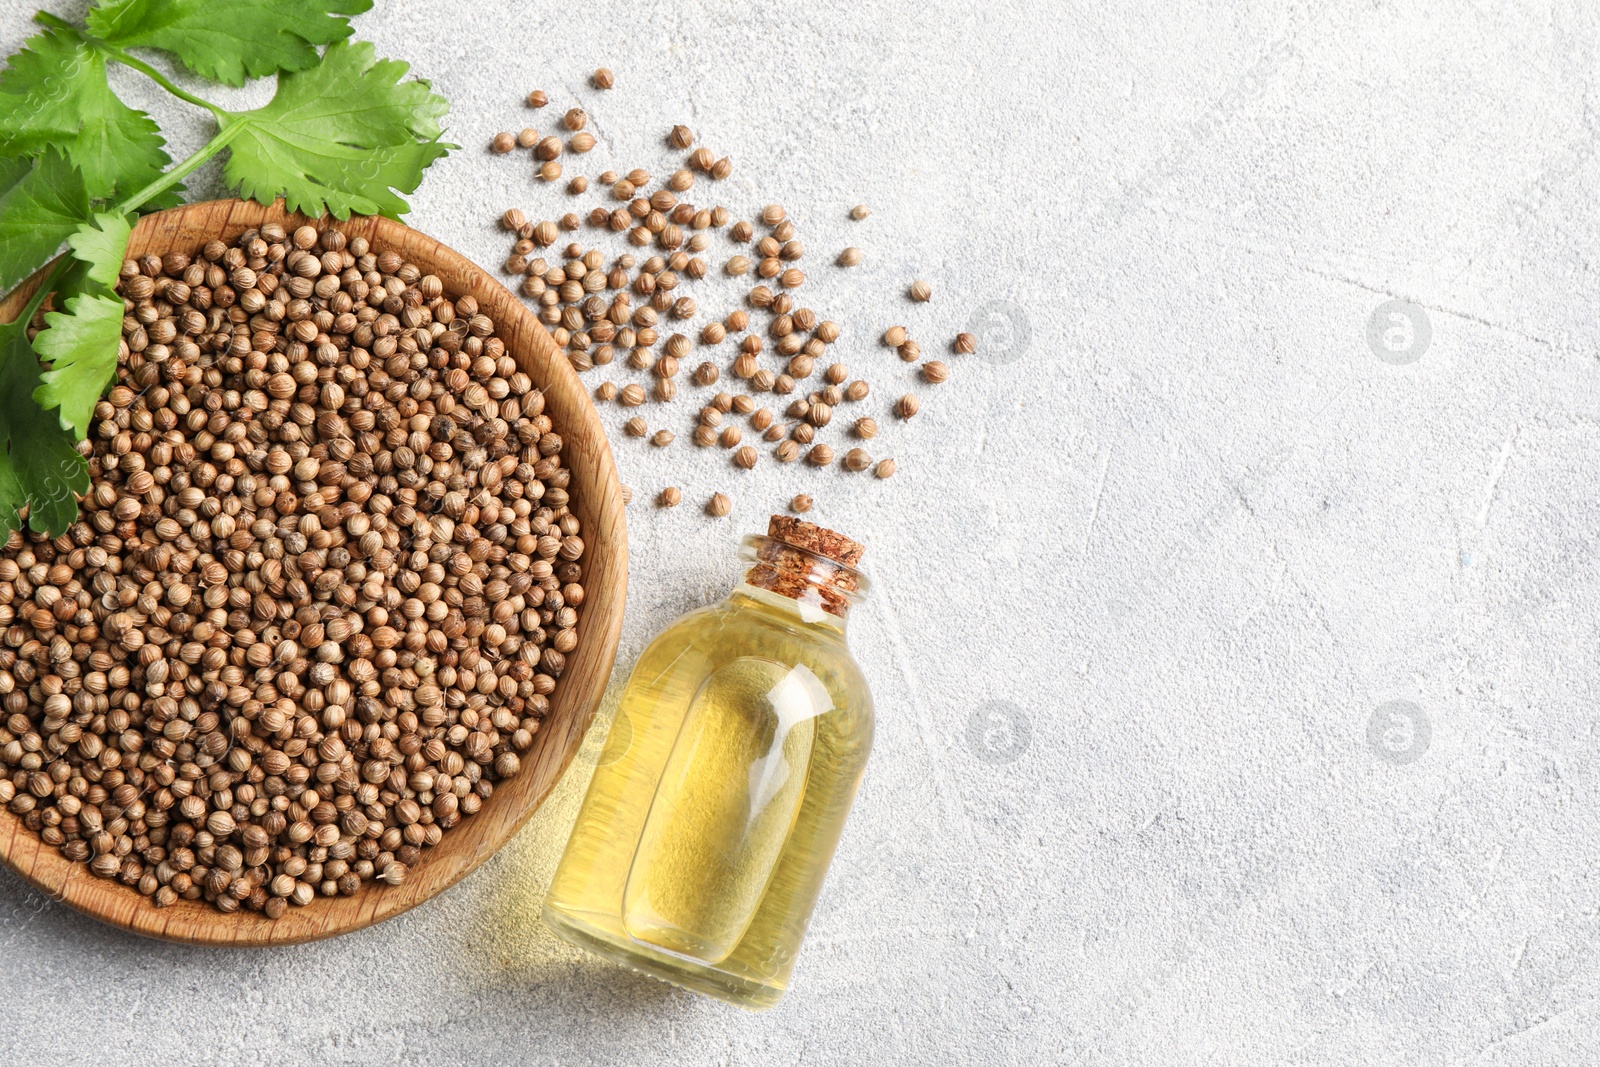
[118,122,246,216]
[99,46,230,122]
[17,257,70,330]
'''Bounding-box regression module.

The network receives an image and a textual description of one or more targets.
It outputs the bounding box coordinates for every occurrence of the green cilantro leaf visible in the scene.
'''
[63,211,133,292]
[0,25,173,204]
[221,40,450,219]
[86,0,372,87]
[0,151,91,291]
[32,212,132,440]
[0,318,90,539]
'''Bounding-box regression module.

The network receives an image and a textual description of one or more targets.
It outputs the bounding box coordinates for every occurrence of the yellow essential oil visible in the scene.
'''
[544,517,873,1009]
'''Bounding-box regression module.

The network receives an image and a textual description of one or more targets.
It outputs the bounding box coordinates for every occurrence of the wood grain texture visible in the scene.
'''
[0,199,628,945]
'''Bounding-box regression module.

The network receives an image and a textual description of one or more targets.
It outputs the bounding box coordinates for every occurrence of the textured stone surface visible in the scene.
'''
[4,1,1600,1062]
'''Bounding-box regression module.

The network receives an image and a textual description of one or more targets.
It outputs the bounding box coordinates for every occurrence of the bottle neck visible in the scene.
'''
[738,536,863,624]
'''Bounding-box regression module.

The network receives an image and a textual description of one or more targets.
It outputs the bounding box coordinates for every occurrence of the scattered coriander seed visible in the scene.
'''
[620,383,647,406]
[825,362,849,384]
[749,285,774,308]
[816,320,840,343]
[597,381,618,401]
[776,440,800,462]
[733,353,759,379]
[726,255,751,276]
[807,444,835,466]
[854,416,878,438]
[845,447,872,472]
[570,132,597,153]
[788,354,815,379]
[751,408,773,430]
[533,220,557,245]
[539,161,563,181]
[660,486,682,507]
[884,325,907,347]
[536,135,563,160]
[599,169,618,184]
[895,394,919,418]
[692,425,717,446]
[612,179,635,200]
[707,492,732,516]
[655,378,677,401]
[763,423,785,441]
[792,422,816,444]
[700,405,724,425]
[734,445,758,469]
[693,361,719,385]
[711,206,730,226]
[690,147,714,170]
[791,494,813,513]
[774,221,797,242]
[627,167,651,186]
[807,402,833,427]
[701,322,727,344]
[492,131,516,153]
[719,425,742,447]
[670,124,695,149]
[593,67,615,89]
[954,332,977,354]
[568,176,589,194]
[518,127,539,148]
[922,360,949,383]
[709,156,732,179]
[731,393,755,415]
[652,429,675,447]
[625,416,648,437]
[762,204,787,226]
[875,458,896,479]
[899,339,921,362]
[502,208,527,231]
[564,108,587,131]
[820,384,843,406]
[850,203,871,220]
[528,89,549,107]
[909,279,932,302]
[731,220,753,242]
[779,268,805,288]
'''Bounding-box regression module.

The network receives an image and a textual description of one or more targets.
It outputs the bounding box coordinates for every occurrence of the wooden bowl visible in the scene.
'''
[0,199,627,945]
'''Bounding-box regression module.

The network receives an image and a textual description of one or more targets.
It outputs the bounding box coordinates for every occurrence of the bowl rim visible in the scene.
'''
[0,198,628,945]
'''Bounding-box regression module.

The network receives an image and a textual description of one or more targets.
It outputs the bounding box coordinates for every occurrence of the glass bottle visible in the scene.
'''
[543,516,874,1009]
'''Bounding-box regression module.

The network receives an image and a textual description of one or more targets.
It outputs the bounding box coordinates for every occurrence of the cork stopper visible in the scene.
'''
[742,516,866,617]
[765,516,865,568]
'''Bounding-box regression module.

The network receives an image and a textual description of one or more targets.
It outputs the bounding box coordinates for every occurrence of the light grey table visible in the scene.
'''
[3,2,1596,1063]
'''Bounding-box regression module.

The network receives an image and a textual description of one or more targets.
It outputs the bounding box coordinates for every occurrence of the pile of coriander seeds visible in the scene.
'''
[491,69,978,517]
[1,222,584,918]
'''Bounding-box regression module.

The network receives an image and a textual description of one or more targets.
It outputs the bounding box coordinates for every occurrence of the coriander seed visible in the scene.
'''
[850,203,871,220]
[726,255,751,276]
[875,458,896,479]
[844,447,872,472]
[593,67,615,88]
[518,127,540,148]
[909,279,932,302]
[670,124,695,149]
[762,204,787,225]
[731,220,753,242]
[921,360,949,383]
[707,492,732,516]
[620,383,647,406]
[694,361,719,385]
[652,429,675,447]
[719,425,742,447]
[564,108,587,131]
[528,89,549,107]
[776,440,800,462]
[492,132,515,153]
[734,445,758,469]
[955,332,977,354]
[899,339,921,362]
[625,416,648,437]
[895,394,919,418]
[711,157,733,179]
[502,207,527,231]
[660,486,682,507]
[807,444,834,466]
[693,425,717,446]
[570,132,597,153]
[854,416,878,438]
[884,325,907,347]
[568,176,589,194]
[690,147,714,170]
[536,135,563,160]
